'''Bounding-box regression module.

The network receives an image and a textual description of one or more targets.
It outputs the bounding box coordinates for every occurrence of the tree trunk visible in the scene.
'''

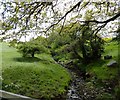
[31,52,34,58]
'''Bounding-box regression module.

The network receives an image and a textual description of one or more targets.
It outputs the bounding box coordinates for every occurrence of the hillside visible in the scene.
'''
[1,42,71,99]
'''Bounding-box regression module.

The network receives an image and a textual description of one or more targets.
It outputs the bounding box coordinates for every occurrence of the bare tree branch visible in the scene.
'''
[78,12,120,24]
[45,1,83,32]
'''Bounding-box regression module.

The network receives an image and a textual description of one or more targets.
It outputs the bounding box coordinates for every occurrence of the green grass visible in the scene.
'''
[86,41,119,80]
[1,42,71,99]
[103,41,118,60]
[85,41,119,99]
[87,60,118,80]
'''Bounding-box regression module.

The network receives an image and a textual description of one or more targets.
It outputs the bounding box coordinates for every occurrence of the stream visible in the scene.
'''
[58,62,97,100]
[58,61,85,100]
[66,71,83,100]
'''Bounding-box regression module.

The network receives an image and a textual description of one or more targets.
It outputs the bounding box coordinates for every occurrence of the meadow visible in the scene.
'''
[1,42,71,99]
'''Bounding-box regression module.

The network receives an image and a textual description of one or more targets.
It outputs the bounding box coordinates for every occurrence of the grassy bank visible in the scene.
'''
[86,41,118,80]
[1,42,71,99]
[85,41,119,99]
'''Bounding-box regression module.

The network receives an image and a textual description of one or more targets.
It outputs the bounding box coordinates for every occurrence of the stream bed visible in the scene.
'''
[66,71,83,100]
[61,64,98,100]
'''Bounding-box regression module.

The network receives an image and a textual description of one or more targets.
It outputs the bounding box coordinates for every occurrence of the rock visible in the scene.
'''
[107,60,118,67]
[84,92,87,96]
[70,94,79,99]
[67,90,72,96]
[104,55,112,60]
[85,73,91,78]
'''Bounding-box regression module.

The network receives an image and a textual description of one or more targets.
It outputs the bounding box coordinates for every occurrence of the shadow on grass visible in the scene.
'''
[92,59,107,65]
[13,57,41,63]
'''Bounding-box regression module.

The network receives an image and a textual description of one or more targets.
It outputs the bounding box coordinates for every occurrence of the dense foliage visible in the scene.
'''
[17,37,49,57]
[47,23,104,64]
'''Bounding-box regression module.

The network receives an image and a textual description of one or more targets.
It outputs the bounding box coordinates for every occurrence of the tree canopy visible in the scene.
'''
[17,36,49,57]
[0,0,120,40]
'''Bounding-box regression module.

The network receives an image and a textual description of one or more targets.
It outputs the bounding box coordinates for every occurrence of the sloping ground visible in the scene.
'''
[1,42,71,99]
[87,41,118,80]
[85,41,120,99]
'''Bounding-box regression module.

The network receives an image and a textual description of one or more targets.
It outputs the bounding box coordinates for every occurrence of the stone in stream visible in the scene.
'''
[107,60,118,67]
[67,90,72,96]
[70,95,79,99]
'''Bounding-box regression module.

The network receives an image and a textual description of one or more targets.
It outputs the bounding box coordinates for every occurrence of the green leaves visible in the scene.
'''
[17,36,49,57]
[15,5,19,13]
[84,10,94,20]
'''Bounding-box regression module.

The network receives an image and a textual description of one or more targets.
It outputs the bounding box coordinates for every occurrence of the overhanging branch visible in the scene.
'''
[45,1,83,32]
[78,12,120,24]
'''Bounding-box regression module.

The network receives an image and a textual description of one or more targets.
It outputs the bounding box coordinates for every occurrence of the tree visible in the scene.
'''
[80,26,104,63]
[47,22,104,64]
[17,37,49,57]
[9,39,18,47]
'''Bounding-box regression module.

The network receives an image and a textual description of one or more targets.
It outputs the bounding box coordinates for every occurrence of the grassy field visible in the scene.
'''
[1,42,71,99]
